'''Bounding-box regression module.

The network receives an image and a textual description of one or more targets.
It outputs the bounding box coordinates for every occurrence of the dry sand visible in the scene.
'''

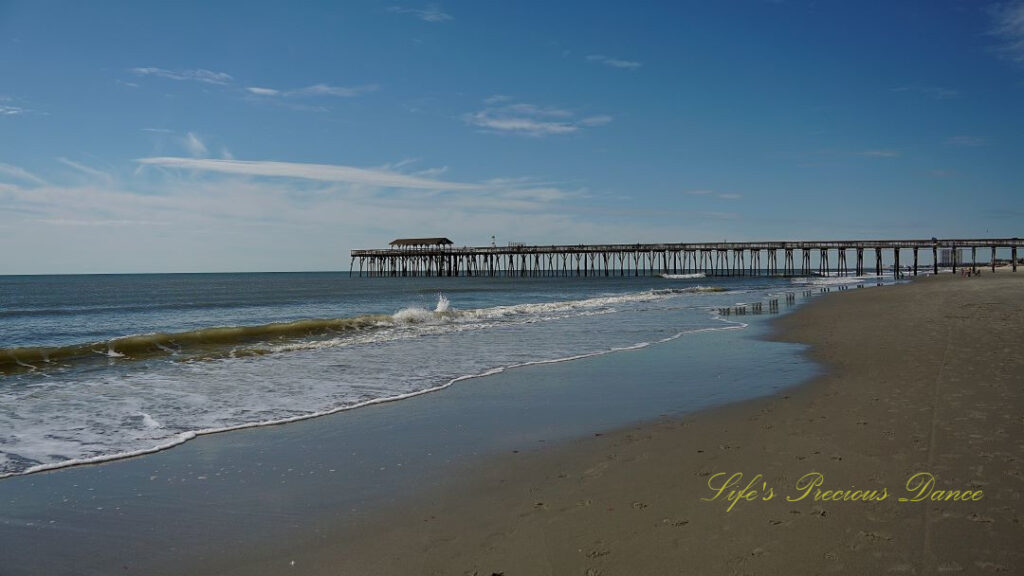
[241,273,1024,575]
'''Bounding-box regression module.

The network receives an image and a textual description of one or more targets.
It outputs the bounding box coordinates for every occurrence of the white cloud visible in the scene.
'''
[130,67,234,85]
[141,127,174,134]
[579,115,613,127]
[0,163,47,186]
[246,86,280,96]
[184,132,208,157]
[586,54,643,69]
[0,104,26,116]
[135,157,481,190]
[288,84,379,97]
[245,83,378,99]
[413,166,448,177]
[990,1,1024,63]
[58,158,113,183]
[946,135,985,147]
[464,99,612,137]
[34,218,169,227]
[0,158,746,274]
[388,5,453,22]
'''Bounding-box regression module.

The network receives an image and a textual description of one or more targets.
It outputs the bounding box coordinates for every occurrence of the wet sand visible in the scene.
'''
[265,272,1024,575]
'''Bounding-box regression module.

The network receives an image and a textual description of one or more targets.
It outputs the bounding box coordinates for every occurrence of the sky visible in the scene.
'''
[1,0,1023,274]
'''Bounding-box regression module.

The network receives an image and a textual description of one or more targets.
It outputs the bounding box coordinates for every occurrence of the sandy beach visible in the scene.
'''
[249,272,1024,575]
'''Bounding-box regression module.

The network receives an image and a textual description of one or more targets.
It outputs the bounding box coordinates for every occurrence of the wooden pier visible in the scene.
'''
[350,238,1023,278]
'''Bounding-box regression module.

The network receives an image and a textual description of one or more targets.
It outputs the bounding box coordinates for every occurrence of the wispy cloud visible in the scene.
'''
[288,84,379,97]
[246,86,280,96]
[58,158,114,183]
[946,135,986,147]
[857,149,901,158]
[135,157,480,190]
[388,5,453,22]
[33,218,169,227]
[245,83,379,99]
[586,54,643,69]
[464,99,612,137]
[0,158,725,273]
[891,85,959,99]
[0,163,48,186]
[685,189,741,200]
[184,132,208,157]
[1,96,34,117]
[130,67,234,85]
[990,1,1024,63]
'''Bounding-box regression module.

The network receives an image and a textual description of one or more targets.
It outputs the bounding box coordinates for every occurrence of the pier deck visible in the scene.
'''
[350,238,1023,278]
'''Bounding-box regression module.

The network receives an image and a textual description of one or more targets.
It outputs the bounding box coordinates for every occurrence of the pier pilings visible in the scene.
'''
[350,238,1024,278]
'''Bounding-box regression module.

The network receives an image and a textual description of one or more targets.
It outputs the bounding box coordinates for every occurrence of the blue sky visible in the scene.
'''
[1,1,1023,273]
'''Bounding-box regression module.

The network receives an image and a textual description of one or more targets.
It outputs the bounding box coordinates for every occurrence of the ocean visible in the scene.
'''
[0,271,893,478]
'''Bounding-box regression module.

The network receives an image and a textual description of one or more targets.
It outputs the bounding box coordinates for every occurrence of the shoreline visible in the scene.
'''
[0,279,816,576]
[250,272,1024,575]
[1,298,754,481]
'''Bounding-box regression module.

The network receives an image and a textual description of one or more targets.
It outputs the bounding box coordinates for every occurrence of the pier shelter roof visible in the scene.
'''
[388,237,454,247]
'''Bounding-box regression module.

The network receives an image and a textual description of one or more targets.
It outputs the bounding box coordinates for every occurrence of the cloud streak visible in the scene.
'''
[58,158,114,182]
[135,157,481,190]
[0,163,48,186]
[246,83,379,100]
[184,133,208,157]
[130,67,234,85]
[464,99,612,137]
[388,5,453,22]
[990,1,1024,63]
[586,54,643,69]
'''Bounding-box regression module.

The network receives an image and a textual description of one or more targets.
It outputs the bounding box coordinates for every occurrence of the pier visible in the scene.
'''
[350,238,1023,278]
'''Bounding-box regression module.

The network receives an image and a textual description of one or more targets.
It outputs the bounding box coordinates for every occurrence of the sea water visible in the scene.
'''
[0,272,892,477]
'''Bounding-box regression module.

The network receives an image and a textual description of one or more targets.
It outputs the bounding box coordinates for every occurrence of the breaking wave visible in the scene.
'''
[660,273,707,279]
[0,288,729,374]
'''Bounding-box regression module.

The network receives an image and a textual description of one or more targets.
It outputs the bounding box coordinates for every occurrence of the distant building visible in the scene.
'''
[938,248,966,267]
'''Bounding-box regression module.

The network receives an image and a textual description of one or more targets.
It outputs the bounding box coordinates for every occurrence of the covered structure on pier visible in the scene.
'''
[389,237,454,248]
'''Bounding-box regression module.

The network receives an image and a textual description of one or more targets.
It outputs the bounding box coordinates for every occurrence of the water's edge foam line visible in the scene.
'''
[0,315,749,480]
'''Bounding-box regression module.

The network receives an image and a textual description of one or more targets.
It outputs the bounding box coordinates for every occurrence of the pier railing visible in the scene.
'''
[349,238,1023,278]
